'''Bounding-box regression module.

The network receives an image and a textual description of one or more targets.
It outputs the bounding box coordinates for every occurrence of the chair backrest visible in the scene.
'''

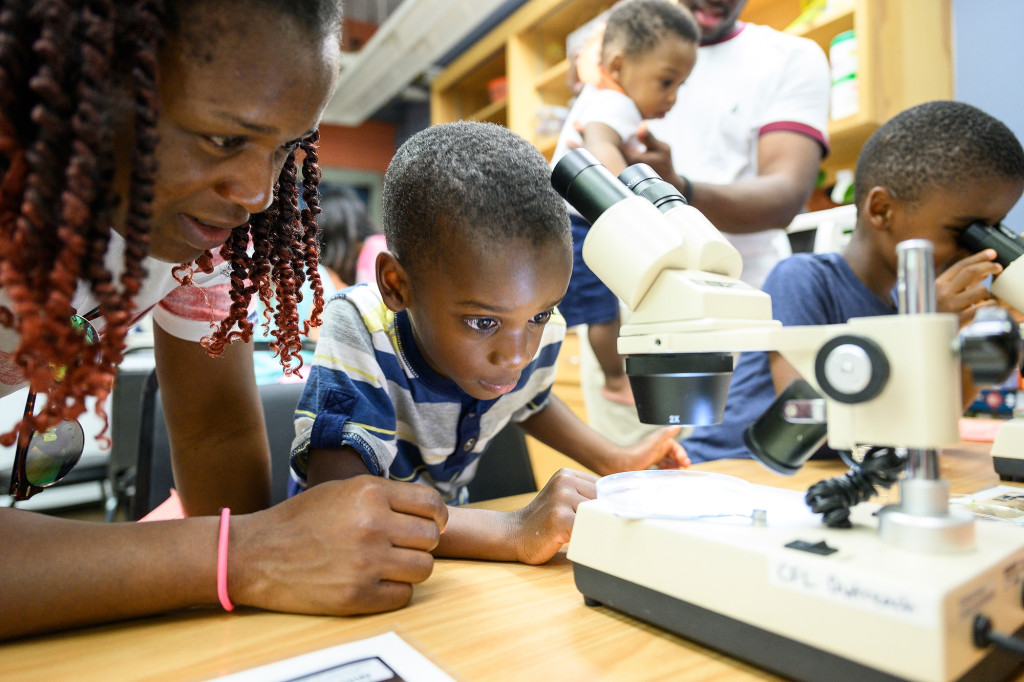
[131,371,303,520]
[785,204,856,254]
[465,423,537,502]
[108,351,157,474]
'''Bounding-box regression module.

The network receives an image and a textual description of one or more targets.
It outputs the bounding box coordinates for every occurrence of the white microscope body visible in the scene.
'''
[552,150,1024,682]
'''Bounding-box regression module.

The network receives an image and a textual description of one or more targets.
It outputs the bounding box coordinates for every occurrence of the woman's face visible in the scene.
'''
[139,5,341,264]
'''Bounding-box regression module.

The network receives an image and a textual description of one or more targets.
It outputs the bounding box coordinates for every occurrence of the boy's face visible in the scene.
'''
[613,36,697,120]
[388,237,572,401]
[887,176,1024,273]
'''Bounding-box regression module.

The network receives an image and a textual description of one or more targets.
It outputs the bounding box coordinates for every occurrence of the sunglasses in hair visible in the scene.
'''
[8,308,101,501]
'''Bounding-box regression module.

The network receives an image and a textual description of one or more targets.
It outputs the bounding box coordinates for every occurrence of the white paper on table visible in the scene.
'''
[215,631,456,682]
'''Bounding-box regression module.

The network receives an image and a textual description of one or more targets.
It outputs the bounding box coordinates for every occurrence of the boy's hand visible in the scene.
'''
[936,249,1002,328]
[508,469,597,565]
[604,425,690,475]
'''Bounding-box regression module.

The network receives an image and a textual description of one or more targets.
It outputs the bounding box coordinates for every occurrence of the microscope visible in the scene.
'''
[958,221,1024,479]
[552,149,1024,682]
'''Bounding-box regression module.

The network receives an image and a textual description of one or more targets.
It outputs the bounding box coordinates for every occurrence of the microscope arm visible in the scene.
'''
[616,313,962,452]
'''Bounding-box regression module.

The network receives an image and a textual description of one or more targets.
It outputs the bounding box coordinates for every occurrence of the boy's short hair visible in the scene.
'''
[602,0,699,61]
[854,100,1024,208]
[382,121,570,276]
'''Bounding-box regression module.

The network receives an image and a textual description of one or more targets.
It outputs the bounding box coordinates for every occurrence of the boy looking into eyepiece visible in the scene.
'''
[290,121,688,564]
[682,100,1024,464]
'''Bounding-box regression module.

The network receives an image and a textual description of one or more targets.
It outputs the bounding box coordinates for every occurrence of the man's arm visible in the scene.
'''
[154,322,271,516]
[627,128,823,234]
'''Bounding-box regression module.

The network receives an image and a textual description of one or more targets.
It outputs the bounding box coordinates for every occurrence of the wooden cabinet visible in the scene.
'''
[432,0,952,177]
[431,0,615,160]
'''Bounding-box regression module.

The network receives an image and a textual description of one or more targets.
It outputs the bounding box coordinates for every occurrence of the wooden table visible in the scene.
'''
[0,447,1009,681]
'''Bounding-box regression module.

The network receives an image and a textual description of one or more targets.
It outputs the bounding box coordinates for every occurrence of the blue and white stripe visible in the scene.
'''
[290,283,565,503]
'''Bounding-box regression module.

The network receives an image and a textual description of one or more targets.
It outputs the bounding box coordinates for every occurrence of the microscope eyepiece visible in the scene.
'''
[551,149,632,225]
[549,151,744,428]
[957,222,1024,268]
[618,164,687,213]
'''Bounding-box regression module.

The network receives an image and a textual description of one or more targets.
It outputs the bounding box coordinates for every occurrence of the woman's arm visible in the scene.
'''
[1,476,447,641]
[154,323,272,516]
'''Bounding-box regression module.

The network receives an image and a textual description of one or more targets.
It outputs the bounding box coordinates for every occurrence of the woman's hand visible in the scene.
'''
[230,476,448,615]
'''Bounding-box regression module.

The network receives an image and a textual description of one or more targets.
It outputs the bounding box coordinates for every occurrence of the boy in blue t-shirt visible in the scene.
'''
[684,100,1024,463]
[291,121,689,565]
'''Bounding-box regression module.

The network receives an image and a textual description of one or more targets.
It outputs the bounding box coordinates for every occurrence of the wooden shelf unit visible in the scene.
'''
[431,0,614,158]
[433,0,952,177]
[743,0,952,177]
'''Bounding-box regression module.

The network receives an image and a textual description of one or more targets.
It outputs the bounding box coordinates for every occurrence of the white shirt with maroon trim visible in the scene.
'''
[0,230,234,398]
[646,22,830,288]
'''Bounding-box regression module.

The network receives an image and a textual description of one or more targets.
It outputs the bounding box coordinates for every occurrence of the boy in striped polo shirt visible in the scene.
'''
[290,121,689,565]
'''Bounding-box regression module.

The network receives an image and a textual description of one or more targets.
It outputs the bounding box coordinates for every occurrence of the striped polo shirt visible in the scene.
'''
[290,284,565,503]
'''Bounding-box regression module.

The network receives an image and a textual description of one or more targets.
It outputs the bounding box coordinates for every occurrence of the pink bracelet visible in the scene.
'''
[217,508,235,612]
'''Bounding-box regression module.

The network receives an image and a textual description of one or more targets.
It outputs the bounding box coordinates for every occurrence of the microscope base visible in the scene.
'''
[575,564,1024,682]
[991,420,1024,479]
[568,488,1024,682]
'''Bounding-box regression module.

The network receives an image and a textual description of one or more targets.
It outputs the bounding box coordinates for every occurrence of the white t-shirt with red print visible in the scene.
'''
[0,230,234,398]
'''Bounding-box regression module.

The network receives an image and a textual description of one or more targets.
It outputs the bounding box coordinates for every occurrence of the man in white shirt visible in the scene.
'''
[635,0,830,288]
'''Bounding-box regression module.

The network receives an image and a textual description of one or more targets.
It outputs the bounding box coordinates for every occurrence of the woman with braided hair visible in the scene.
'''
[0,0,447,639]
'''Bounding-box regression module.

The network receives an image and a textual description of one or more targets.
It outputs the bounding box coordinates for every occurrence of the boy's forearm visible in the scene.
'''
[306,447,371,487]
[520,398,617,475]
[434,506,518,560]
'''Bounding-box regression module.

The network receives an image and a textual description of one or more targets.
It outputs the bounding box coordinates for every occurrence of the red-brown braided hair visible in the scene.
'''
[0,0,333,445]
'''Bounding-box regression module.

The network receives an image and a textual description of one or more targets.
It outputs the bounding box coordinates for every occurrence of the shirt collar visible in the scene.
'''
[700,21,746,47]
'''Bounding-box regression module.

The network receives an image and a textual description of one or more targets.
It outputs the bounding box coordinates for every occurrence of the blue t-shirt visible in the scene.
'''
[683,252,896,463]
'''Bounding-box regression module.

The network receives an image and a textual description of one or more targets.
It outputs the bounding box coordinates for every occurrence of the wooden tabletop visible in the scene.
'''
[0,446,1009,681]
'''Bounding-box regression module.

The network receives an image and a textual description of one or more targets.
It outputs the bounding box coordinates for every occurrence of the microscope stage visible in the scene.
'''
[568,480,1024,682]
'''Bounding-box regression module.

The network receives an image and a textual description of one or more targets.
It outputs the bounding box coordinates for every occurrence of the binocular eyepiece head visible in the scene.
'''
[551,149,734,426]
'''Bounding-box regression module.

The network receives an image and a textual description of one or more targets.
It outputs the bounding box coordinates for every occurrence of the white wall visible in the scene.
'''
[952,0,1024,229]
